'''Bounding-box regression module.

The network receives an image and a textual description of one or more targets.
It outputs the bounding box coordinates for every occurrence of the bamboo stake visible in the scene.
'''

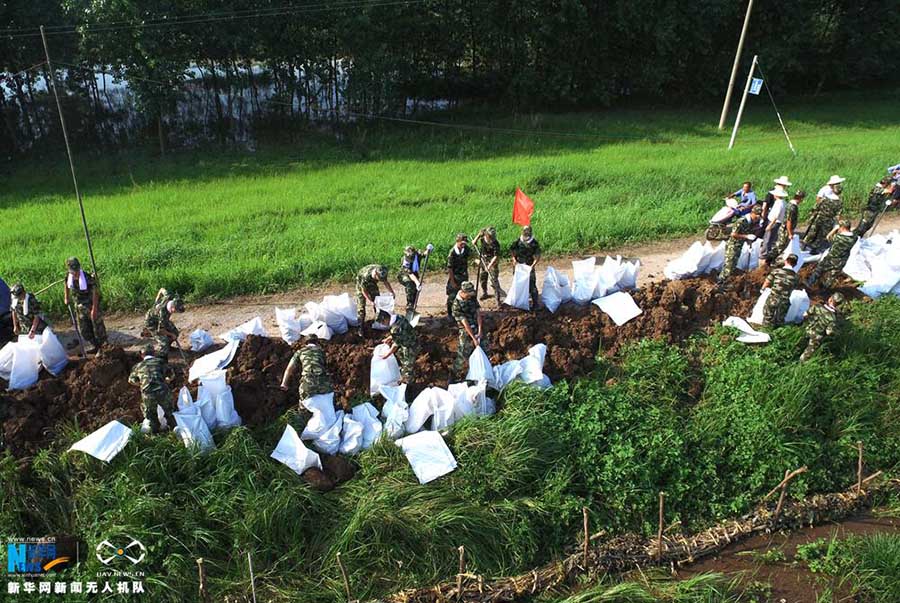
[247,552,257,603]
[862,470,883,485]
[774,469,790,522]
[457,546,465,601]
[657,492,665,560]
[857,441,864,494]
[336,552,352,603]
[582,507,589,569]
[196,558,210,603]
[763,466,808,501]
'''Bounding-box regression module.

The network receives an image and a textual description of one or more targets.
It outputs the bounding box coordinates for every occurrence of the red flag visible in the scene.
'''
[512,188,534,226]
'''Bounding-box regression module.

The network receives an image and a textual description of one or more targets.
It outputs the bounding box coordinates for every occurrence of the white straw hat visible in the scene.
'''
[827,175,846,185]
[768,188,788,198]
[774,176,792,187]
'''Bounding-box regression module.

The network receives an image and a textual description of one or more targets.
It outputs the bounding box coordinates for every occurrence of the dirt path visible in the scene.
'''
[679,513,900,603]
[77,213,900,351]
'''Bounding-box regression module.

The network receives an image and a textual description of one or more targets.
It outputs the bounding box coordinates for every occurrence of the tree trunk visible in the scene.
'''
[157,113,166,156]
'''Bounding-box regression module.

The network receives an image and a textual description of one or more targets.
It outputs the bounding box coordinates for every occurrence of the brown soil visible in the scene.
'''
[0,269,864,460]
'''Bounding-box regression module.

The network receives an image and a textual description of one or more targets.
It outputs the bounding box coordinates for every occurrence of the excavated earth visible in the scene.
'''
[0,270,864,462]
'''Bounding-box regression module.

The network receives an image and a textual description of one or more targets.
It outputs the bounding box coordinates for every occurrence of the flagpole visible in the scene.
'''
[728,55,758,151]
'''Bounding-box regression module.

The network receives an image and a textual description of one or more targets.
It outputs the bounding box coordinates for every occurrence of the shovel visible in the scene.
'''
[66,302,87,358]
[406,243,434,327]
[469,238,502,305]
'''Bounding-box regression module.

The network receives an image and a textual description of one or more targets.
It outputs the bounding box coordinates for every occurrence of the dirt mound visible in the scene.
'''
[0,270,865,459]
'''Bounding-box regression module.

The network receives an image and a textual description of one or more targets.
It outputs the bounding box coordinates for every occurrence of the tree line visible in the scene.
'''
[2,0,898,156]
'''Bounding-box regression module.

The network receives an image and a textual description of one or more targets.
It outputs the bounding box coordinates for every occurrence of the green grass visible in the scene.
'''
[2,90,900,314]
[797,533,900,602]
[541,572,771,603]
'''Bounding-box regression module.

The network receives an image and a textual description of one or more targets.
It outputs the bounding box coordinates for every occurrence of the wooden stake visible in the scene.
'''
[456,545,466,601]
[774,469,790,522]
[247,552,257,603]
[857,441,864,494]
[336,552,352,603]
[196,558,210,603]
[582,507,589,569]
[657,492,665,560]
[763,466,808,501]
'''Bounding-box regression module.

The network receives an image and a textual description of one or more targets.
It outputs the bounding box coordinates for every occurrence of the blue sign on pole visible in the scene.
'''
[749,78,764,95]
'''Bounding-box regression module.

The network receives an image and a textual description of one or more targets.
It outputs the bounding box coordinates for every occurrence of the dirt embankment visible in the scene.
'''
[0,270,862,459]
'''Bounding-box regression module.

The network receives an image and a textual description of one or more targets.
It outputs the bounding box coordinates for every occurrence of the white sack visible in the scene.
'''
[351,402,383,449]
[140,405,170,434]
[785,290,810,324]
[395,431,458,484]
[173,407,215,451]
[220,316,266,343]
[8,337,40,390]
[199,370,228,397]
[189,329,214,352]
[466,380,495,416]
[504,263,533,310]
[748,289,771,325]
[737,239,762,272]
[271,425,322,475]
[300,320,333,341]
[214,387,242,429]
[275,307,310,345]
[722,316,771,344]
[620,259,640,290]
[68,420,132,462]
[465,346,496,388]
[380,384,409,440]
[433,384,475,431]
[194,388,218,431]
[541,267,569,313]
[370,343,401,395]
[0,342,13,380]
[572,257,599,304]
[312,410,344,455]
[38,328,68,376]
[300,392,338,440]
[339,414,365,455]
[519,344,547,384]
[324,293,358,327]
[664,242,706,280]
[177,386,194,411]
[707,242,726,272]
[406,388,436,434]
[189,340,239,382]
[592,291,642,326]
[306,300,347,335]
[493,360,523,391]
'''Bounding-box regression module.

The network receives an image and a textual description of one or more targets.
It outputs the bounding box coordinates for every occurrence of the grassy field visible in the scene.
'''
[2,90,899,313]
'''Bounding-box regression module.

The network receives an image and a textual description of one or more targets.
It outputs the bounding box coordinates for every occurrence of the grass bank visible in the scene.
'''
[2,91,900,314]
[2,296,900,602]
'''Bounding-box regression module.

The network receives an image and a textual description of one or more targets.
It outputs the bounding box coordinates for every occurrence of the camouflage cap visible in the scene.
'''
[10,283,25,297]
[522,225,533,234]
[830,292,845,306]
[171,296,185,312]
[403,245,416,257]
[140,343,156,357]
[794,189,807,199]
[66,257,81,271]
[749,205,762,215]
[456,233,468,242]
[460,281,476,293]
[786,254,798,264]
[838,219,851,229]
[376,266,388,280]
[486,226,497,237]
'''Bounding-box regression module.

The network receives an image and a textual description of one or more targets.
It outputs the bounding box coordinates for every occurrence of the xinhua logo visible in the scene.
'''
[95,538,146,565]
[7,541,71,574]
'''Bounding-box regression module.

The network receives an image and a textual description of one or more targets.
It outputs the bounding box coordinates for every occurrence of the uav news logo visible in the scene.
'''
[7,538,71,575]
[95,538,146,566]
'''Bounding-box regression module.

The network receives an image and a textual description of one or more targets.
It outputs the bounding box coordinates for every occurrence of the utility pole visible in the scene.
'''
[728,55,758,150]
[718,0,755,130]
[40,25,100,281]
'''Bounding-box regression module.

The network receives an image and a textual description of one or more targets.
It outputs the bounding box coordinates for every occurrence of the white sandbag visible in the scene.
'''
[194,388,218,431]
[220,316,266,343]
[214,387,242,429]
[433,384,475,431]
[504,263,533,310]
[140,405,171,434]
[596,256,628,296]
[300,320,333,341]
[189,340,239,382]
[173,408,215,451]
[351,402,383,449]
[592,291,642,326]
[395,431,458,484]
[722,316,771,344]
[311,410,344,455]
[339,414,365,455]
[380,384,409,440]
[664,242,706,280]
[707,242,726,272]
[465,346,496,388]
[370,343,401,395]
[8,337,40,390]
[271,425,321,475]
[785,290,810,324]
[406,388,436,434]
[300,392,338,440]
[620,259,640,290]
[541,266,568,313]
[275,307,310,345]
[177,386,194,411]
[748,289,771,325]
[467,380,495,416]
[0,342,13,380]
[189,329,214,352]
[519,344,547,384]
[38,328,68,376]
[572,257,599,304]
[323,293,358,327]
[493,360,523,391]
[737,239,762,272]
[374,294,396,315]
[68,420,132,462]
[199,370,229,397]
[313,298,350,334]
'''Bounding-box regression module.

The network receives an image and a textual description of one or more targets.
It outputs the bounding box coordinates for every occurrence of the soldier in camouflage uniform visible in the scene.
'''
[356,264,395,335]
[128,344,175,434]
[473,227,505,301]
[509,225,542,310]
[280,335,333,405]
[802,177,844,253]
[800,293,845,362]
[64,257,107,349]
[446,233,471,318]
[806,220,859,289]
[717,206,761,285]
[144,288,185,358]
[381,315,418,383]
[854,178,895,237]
[10,283,47,338]
[761,254,799,327]
[451,281,488,379]
[767,190,805,263]
[397,246,427,310]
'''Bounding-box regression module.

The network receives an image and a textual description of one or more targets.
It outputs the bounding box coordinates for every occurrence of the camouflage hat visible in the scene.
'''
[522,225,533,235]
[456,233,468,242]
[140,343,156,357]
[794,189,807,199]
[749,205,762,215]
[66,257,81,271]
[171,296,185,313]
[460,281,476,293]
[486,226,497,237]
[10,283,25,297]
[785,254,798,264]
[376,266,388,280]
[403,245,416,257]
[830,292,845,306]
[304,333,320,343]
[838,219,851,229]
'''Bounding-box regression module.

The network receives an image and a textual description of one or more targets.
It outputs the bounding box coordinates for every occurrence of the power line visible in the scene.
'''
[3,60,47,80]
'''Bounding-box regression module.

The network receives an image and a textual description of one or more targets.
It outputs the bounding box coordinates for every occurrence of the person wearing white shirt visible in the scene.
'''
[762,188,788,261]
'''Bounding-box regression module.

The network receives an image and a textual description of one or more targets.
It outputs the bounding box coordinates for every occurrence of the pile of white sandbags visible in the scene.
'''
[468,343,552,392]
[298,393,383,455]
[843,230,900,298]
[220,316,267,343]
[664,241,725,280]
[168,370,242,449]
[0,329,69,390]
[274,293,360,343]
[747,289,810,325]
[570,256,640,305]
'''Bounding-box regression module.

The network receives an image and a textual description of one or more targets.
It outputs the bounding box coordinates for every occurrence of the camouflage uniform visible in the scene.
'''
[356,264,388,326]
[397,249,422,309]
[144,291,179,358]
[477,234,503,300]
[389,316,418,382]
[128,356,174,434]
[12,293,47,336]
[854,184,888,237]
[762,266,799,326]
[800,304,842,362]
[718,217,756,283]
[446,247,471,317]
[808,232,859,288]
[768,201,800,262]
[451,293,488,377]
[802,197,843,252]
[509,237,541,308]
[292,344,333,400]
[67,270,107,347]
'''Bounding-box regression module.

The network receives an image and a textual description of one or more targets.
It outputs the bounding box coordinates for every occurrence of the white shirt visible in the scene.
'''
[768,198,786,223]
[817,185,839,200]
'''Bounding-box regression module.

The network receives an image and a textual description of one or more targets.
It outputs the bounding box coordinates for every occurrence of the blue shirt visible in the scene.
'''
[733,188,757,209]
[0,278,10,315]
